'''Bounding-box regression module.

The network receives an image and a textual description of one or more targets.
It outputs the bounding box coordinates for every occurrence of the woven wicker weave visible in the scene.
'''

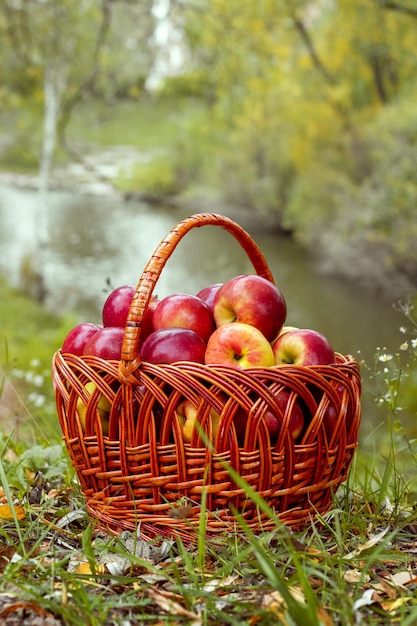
[52,213,361,541]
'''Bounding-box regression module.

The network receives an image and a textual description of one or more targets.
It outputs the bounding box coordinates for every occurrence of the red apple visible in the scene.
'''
[272,328,335,366]
[153,293,215,343]
[262,411,280,443]
[233,390,304,445]
[196,283,223,311]
[140,327,207,365]
[233,407,249,444]
[62,322,102,356]
[102,285,135,328]
[322,383,347,435]
[83,326,125,360]
[139,296,160,344]
[213,274,287,342]
[273,389,304,441]
[204,322,275,369]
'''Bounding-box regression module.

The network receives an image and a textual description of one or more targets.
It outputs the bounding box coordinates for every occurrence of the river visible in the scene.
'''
[0,183,413,445]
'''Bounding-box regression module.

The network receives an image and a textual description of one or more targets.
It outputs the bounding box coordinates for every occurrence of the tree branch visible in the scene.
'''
[57,0,113,173]
[380,1,417,19]
[292,15,336,85]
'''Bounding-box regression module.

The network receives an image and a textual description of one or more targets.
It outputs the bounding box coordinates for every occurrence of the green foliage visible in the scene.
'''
[0,0,155,174]
[115,154,181,196]
[0,138,39,172]
[159,71,210,99]
[172,0,417,289]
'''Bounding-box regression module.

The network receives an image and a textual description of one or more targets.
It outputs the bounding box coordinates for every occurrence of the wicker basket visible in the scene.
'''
[52,213,361,541]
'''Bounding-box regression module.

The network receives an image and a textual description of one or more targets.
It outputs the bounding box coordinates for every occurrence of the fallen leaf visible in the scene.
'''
[0,598,57,621]
[201,574,239,593]
[345,527,390,560]
[261,585,305,611]
[372,577,398,599]
[0,503,25,520]
[387,596,413,612]
[343,568,371,584]
[0,546,16,572]
[74,561,106,575]
[100,553,130,576]
[388,570,417,588]
[261,588,333,626]
[353,588,383,612]
[147,587,201,621]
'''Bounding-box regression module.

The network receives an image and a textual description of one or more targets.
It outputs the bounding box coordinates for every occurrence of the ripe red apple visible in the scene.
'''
[195,283,223,311]
[139,296,160,344]
[262,411,280,443]
[233,407,249,444]
[233,390,304,445]
[83,326,125,360]
[272,328,335,366]
[274,389,305,441]
[153,293,215,343]
[140,327,207,364]
[322,382,347,435]
[62,322,102,356]
[213,274,287,342]
[204,322,275,369]
[102,285,135,328]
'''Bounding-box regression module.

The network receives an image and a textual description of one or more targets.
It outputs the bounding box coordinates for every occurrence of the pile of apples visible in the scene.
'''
[61,274,339,443]
[62,274,336,368]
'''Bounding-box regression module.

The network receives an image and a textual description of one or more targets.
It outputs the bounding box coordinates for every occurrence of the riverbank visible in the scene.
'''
[0,150,289,234]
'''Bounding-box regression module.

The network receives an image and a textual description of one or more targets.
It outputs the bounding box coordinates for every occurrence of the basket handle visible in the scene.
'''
[119,212,275,380]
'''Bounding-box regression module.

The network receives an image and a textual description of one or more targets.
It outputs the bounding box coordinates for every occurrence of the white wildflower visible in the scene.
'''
[32,374,45,387]
[378,353,393,362]
[28,392,46,407]
[399,342,408,351]
[11,368,24,379]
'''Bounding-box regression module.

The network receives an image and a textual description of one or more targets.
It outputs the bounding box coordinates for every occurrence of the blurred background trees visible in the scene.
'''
[0,0,416,296]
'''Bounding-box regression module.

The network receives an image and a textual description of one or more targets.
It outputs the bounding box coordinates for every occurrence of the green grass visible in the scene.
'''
[0,274,77,443]
[64,97,203,153]
[1,276,417,624]
[1,433,417,625]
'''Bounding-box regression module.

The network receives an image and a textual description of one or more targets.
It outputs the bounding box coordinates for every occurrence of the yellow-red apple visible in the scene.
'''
[204,322,275,369]
[272,328,335,366]
[76,381,111,435]
[175,399,220,442]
